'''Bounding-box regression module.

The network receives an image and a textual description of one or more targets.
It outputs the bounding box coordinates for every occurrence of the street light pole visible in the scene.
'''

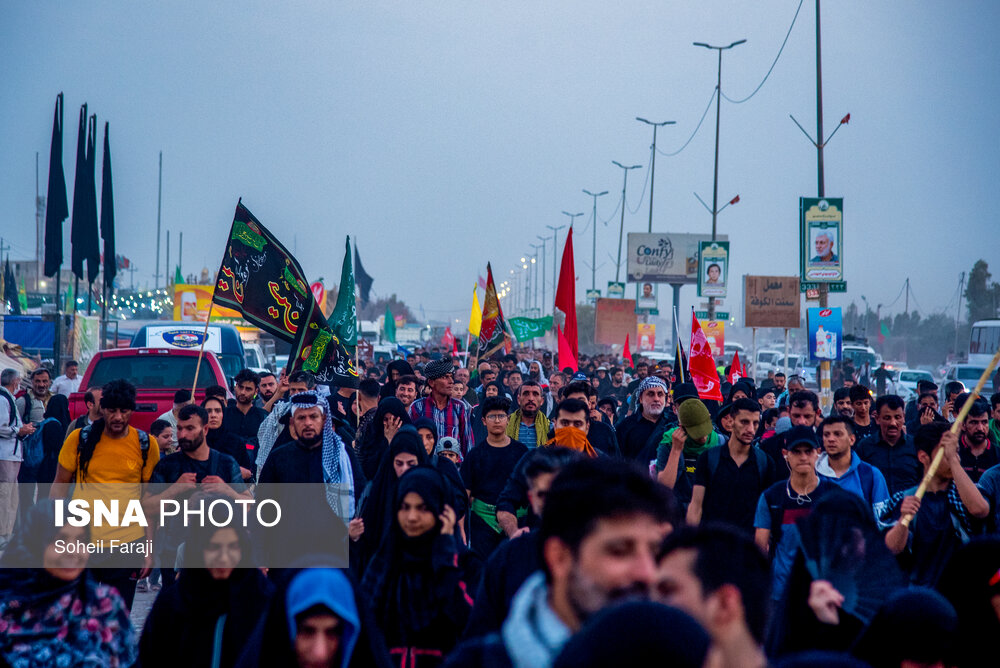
[537,235,551,311]
[530,245,542,311]
[694,38,745,320]
[635,118,675,232]
[582,189,608,293]
[611,161,642,284]
[547,224,567,307]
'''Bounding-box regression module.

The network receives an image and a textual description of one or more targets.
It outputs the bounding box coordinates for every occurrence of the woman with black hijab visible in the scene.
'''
[17,394,72,515]
[380,360,415,400]
[355,428,428,573]
[203,395,255,482]
[0,500,136,666]
[361,466,481,668]
[357,398,411,480]
[139,511,274,667]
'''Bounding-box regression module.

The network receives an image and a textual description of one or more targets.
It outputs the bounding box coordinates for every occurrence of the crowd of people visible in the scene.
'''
[1,347,1000,667]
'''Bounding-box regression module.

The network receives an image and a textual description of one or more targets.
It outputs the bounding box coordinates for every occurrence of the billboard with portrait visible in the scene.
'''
[698,241,729,298]
[627,233,728,284]
[800,198,844,282]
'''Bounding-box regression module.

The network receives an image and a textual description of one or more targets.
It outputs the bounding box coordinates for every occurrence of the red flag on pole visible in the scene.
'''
[441,326,455,350]
[728,350,742,384]
[623,333,634,369]
[554,227,578,362]
[557,325,578,372]
[690,314,723,401]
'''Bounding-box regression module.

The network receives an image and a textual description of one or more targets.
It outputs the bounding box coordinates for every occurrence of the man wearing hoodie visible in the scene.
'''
[444,458,678,668]
[816,415,890,516]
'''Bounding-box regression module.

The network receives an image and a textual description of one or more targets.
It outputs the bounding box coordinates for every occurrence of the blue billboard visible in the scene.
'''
[807,307,842,362]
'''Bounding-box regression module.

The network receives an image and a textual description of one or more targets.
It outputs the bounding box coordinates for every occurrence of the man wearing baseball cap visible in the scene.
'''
[408,357,474,455]
[656,398,727,509]
[754,425,838,602]
[616,376,676,462]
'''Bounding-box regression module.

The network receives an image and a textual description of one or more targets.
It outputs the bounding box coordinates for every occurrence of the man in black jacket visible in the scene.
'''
[857,394,921,496]
[616,376,676,462]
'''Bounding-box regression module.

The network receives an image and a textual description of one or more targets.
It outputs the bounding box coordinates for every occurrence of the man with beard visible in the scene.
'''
[223,369,268,452]
[143,404,245,582]
[394,374,419,409]
[255,371,278,409]
[833,387,853,418]
[506,381,549,448]
[954,394,997,483]
[445,458,679,666]
[409,358,474,455]
[617,377,675,462]
[257,392,367,566]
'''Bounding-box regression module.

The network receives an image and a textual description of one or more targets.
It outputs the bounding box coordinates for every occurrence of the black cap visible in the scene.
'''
[673,382,699,406]
[784,425,819,450]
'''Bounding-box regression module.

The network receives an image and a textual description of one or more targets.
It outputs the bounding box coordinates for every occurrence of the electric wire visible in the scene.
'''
[720,0,805,104]
[655,88,718,157]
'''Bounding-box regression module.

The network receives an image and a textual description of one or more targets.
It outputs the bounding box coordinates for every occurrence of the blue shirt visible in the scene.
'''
[518,422,537,448]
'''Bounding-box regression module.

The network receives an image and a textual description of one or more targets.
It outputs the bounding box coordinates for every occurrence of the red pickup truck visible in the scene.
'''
[68,347,229,432]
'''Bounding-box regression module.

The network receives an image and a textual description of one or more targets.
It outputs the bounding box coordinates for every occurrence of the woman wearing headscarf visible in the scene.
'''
[139,513,274,667]
[0,500,136,666]
[203,395,256,482]
[355,428,428,573]
[361,466,481,668]
[235,565,391,668]
[380,360,415,400]
[357,398,411,481]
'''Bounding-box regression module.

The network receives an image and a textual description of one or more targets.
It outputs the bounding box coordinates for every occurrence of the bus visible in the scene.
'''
[969,320,1000,366]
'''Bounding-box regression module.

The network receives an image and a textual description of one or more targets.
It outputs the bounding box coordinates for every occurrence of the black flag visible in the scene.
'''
[44,93,68,278]
[354,242,373,306]
[212,201,359,387]
[83,114,100,286]
[3,260,20,316]
[100,122,116,290]
[70,104,87,281]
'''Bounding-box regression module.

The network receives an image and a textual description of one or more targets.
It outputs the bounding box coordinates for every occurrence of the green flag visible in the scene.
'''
[508,316,553,341]
[384,305,396,344]
[174,266,183,285]
[18,278,28,312]
[327,236,357,348]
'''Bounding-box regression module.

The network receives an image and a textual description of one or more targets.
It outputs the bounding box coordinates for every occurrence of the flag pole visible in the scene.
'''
[190,298,215,396]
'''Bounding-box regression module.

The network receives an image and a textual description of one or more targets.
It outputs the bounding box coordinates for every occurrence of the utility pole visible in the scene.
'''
[155,151,162,290]
[165,230,170,288]
[635,118,675,232]
[547,224,567,306]
[178,231,183,281]
[582,189,608,293]
[904,277,909,317]
[955,272,966,358]
[694,39,745,321]
[36,152,46,292]
[530,244,542,311]
[536,235,550,312]
[611,161,642,284]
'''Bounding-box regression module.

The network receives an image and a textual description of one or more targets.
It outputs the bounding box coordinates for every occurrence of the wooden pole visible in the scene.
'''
[900,346,1000,528]
[190,300,215,396]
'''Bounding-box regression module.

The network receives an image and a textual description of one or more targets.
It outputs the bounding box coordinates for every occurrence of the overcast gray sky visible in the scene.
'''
[3,1,997,338]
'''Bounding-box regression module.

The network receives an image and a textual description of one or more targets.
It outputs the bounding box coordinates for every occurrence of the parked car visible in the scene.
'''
[939,364,995,406]
[753,350,783,382]
[130,322,247,383]
[894,368,934,402]
[68,347,229,432]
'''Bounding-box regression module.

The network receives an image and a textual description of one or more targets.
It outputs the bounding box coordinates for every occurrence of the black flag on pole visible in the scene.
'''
[100,122,116,290]
[44,93,68,278]
[70,104,87,281]
[354,243,373,306]
[211,202,359,387]
[83,114,100,286]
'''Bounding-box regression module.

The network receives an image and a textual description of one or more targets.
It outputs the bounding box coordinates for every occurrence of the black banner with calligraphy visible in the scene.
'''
[212,201,358,387]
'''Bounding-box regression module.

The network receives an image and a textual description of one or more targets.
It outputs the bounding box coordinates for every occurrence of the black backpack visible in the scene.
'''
[78,422,152,483]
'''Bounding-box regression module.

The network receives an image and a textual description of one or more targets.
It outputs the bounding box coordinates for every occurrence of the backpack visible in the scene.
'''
[1,390,15,428]
[705,443,770,481]
[78,423,152,483]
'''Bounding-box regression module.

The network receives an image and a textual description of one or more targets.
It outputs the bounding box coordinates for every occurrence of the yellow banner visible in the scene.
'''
[173,284,245,324]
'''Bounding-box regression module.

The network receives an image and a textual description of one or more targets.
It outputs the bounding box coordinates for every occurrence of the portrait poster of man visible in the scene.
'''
[698,240,729,298]
[800,197,844,282]
[636,282,657,310]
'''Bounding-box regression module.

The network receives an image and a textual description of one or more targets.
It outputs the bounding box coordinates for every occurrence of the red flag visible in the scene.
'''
[840,113,850,124]
[729,195,740,205]
[623,333,634,369]
[554,227,578,361]
[557,325,578,372]
[451,335,459,358]
[690,315,723,401]
[441,326,455,350]
[728,350,742,384]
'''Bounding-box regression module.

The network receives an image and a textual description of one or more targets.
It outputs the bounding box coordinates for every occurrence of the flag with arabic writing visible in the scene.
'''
[478,263,510,359]
[212,201,358,387]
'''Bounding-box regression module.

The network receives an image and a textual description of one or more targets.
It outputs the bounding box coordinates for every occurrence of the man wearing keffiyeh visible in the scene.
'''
[257,391,367,541]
